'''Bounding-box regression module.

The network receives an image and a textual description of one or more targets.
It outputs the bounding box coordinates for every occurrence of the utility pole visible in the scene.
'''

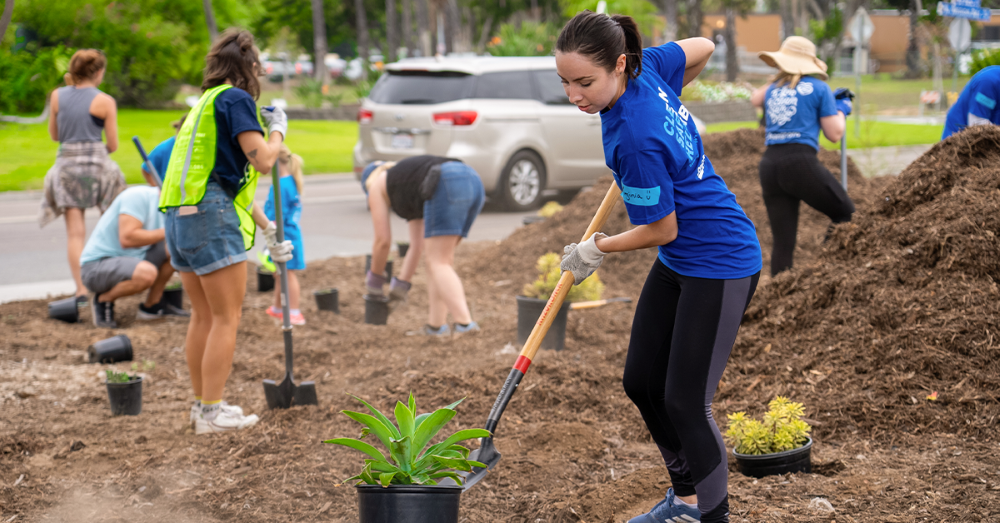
[311,0,328,83]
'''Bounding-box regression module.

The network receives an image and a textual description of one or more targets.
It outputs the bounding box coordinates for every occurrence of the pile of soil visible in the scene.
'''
[3,129,998,522]
[470,128,878,293]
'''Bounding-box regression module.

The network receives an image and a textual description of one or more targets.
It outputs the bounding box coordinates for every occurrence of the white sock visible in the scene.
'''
[291,309,301,315]
[201,402,221,421]
[675,497,698,510]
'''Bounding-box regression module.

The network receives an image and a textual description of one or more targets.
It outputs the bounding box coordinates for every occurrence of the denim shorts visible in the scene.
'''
[165,182,247,275]
[423,162,485,238]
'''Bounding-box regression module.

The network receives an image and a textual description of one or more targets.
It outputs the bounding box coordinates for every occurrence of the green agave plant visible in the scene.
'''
[324,393,490,487]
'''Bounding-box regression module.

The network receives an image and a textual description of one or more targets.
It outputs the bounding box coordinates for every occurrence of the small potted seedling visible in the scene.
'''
[726,396,813,478]
[162,281,183,309]
[256,253,276,292]
[324,393,490,523]
[105,369,143,416]
[518,252,604,351]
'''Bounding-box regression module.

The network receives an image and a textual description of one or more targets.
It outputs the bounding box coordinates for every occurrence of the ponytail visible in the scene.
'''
[773,71,802,89]
[557,11,643,80]
[278,144,305,195]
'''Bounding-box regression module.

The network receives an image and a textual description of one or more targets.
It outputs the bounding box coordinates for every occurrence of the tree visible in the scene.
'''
[416,0,431,56]
[355,0,369,80]
[311,0,328,82]
[203,0,219,41]
[386,0,397,61]
[0,0,13,44]
[720,0,754,81]
[687,0,703,38]
[884,0,922,77]
[779,0,795,38]
[659,0,678,42]
[401,0,413,54]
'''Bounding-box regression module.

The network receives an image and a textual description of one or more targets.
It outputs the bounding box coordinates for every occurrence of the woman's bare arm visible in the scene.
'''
[48,90,60,141]
[675,38,716,87]
[595,212,678,253]
[751,85,769,108]
[237,131,283,174]
[100,95,119,153]
[820,113,846,143]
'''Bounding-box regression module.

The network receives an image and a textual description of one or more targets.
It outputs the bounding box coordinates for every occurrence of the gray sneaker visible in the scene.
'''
[92,294,118,328]
[422,324,451,336]
[453,321,481,334]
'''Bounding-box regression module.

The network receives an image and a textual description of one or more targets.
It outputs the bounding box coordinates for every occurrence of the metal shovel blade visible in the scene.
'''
[263,373,318,409]
[460,436,501,491]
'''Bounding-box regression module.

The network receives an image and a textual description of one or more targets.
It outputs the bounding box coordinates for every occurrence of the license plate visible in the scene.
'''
[390,133,414,149]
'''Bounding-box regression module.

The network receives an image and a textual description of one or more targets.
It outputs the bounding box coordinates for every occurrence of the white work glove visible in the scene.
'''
[260,106,288,139]
[263,222,294,263]
[560,233,607,285]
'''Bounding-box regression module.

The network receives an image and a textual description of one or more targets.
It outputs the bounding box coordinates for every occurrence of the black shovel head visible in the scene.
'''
[460,436,501,491]
[263,373,318,409]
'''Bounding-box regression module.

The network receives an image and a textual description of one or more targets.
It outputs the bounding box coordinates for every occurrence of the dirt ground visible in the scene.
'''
[2,129,999,522]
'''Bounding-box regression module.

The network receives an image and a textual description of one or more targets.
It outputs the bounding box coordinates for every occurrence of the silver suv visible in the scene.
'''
[352,56,609,211]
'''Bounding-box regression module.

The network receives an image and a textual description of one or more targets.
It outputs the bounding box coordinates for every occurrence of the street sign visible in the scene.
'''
[848,7,875,45]
[953,0,981,8]
[949,18,973,52]
[938,1,992,21]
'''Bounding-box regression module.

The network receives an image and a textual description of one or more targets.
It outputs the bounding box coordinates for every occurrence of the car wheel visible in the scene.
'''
[498,150,546,211]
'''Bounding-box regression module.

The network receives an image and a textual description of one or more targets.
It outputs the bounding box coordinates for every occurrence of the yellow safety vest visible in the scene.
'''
[159,84,259,250]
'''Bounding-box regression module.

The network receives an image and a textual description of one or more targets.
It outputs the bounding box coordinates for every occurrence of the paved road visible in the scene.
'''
[0,174,537,303]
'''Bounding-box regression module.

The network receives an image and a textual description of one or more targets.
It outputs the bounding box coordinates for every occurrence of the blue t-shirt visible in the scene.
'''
[212,87,264,196]
[80,186,164,265]
[763,76,838,150]
[264,175,305,270]
[601,42,761,280]
[943,65,1000,139]
[141,136,175,182]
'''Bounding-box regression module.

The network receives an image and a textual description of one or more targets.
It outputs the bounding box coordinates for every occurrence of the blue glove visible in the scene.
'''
[833,87,854,100]
[836,98,853,116]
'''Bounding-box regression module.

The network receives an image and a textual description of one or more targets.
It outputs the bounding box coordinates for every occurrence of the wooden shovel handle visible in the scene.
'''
[517,181,619,366]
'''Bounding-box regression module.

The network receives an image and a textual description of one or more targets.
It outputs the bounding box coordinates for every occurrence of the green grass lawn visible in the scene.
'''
[704,120,943,149]
[0,110,358,192]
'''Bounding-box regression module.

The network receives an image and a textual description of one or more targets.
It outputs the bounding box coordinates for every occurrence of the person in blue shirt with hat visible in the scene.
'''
[942,65,1000,139]
[556,11,761,523]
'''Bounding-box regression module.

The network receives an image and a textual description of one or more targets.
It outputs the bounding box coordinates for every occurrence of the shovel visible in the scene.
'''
[570,297,632,310]
[262,161,319,409]
[131,136,162,189]
[462,181,621,491]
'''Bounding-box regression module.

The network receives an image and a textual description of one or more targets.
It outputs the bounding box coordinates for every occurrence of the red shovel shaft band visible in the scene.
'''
[513,355,531,374]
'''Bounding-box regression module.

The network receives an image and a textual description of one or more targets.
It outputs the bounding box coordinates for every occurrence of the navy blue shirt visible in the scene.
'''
[943,65,1000,139]
[763,76,838,150]
[141,136,175,182]
[601,42,761,279]
[212,87,264,195]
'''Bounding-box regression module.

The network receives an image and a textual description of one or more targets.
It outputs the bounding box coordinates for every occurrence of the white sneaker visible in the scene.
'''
[194,410,259,435]
[189,402,244,425]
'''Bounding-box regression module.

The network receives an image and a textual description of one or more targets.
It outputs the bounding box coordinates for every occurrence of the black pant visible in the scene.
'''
[759,143,855,276]
[623,260,759,523]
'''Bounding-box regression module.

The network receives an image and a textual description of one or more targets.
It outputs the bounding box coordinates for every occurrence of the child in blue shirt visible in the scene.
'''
[556,12,760,523]
[264,145,307,325]
[751,36,854,275]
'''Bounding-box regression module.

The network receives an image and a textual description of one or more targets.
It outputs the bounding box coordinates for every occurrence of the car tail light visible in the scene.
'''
[358,108,373,124]
[433,111,478,126]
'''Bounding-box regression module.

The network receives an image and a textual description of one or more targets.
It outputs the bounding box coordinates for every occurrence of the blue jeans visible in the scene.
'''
[165,182,247,275]
[423,162,485,238]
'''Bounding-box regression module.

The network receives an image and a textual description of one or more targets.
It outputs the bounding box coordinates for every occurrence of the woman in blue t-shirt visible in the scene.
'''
[556,11,761,523]
[751,36,854,275]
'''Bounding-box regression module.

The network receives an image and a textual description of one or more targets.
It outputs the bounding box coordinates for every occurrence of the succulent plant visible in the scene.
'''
[726,396,811,455]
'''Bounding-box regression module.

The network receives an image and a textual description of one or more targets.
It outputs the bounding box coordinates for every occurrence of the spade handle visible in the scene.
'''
[270,162,294,377]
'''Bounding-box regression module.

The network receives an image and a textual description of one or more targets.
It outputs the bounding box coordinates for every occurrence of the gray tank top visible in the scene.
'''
[56,86,105,143]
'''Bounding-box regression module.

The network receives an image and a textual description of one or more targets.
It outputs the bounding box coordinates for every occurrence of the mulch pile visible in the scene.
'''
[3,128,999,522]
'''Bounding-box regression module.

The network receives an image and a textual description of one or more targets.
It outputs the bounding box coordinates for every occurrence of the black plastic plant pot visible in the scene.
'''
[314,288,339,313]
[522,215,547,225]
[733,438,813,478]
[88,335,133,364]
[106,376,143,416]
[397,242,410,258]
[365,254,393,280]
[356,484,462,523]
[48,297,79,323]
[161,287,183,309]
[516,295,571,351]
[257,267,275,292]
[364,294,390,325]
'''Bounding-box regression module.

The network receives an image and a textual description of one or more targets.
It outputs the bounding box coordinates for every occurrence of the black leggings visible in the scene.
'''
[623,260,759,523]
[759,143,855,276]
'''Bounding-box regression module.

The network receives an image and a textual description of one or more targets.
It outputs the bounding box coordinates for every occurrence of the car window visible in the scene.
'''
[473,71,535,99]
[368,71,474,104]
[532,69,571,105]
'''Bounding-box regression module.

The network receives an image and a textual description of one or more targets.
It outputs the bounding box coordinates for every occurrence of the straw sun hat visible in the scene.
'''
[758,36,828,80]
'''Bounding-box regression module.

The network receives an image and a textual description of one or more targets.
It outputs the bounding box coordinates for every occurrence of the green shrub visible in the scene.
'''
[725,396,811,455]
[970,48,1000,76]
[324,393,490,486]
[0,46,71,114]
[521,252,605,302]
[295,78,345,109]
[488,22,558,57]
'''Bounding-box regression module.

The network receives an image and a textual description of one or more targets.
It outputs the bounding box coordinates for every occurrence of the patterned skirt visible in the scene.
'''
[39,141,127,227]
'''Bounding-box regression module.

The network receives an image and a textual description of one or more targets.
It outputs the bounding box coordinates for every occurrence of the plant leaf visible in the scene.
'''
[389,436,414,472]
[323,438,388,462]
[395,401,415,438]
[444,398,464,410]
[350,395,402,439]
[467,460,487,468]
[379,471,397,487]
[411,408,457,455]
[408,392,416,415]
[343,411,397,450]
[429,471,464,485]
[414,413,431,430]
[365,459,402,473]
[416,429,491,464]
[431,455,473,472]
[447,444,470,458]
[359,463,377,485]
